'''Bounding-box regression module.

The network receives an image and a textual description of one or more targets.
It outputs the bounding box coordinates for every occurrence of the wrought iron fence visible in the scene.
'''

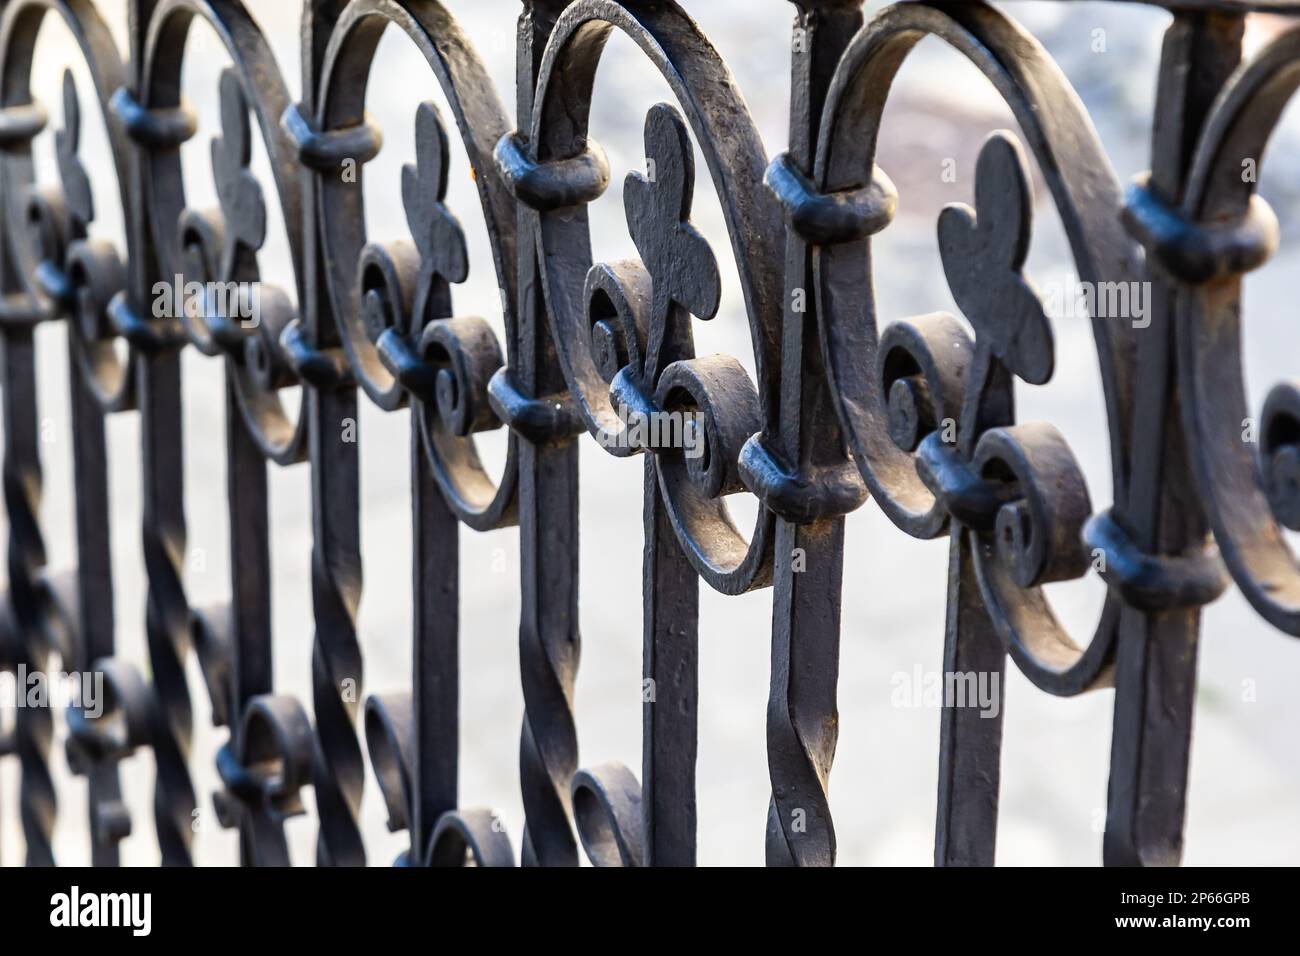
[0,0,1294,867]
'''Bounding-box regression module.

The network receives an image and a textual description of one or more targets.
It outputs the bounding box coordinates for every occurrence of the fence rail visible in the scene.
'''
[0,0,1293,866]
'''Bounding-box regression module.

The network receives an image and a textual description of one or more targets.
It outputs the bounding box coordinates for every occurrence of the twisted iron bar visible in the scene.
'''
[140,351,196,865]
[515,0,581,870]
[2,329,54,866]
[308,389,364,867]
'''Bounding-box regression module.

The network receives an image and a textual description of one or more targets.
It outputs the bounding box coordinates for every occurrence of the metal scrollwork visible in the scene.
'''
[0,0,1296,870]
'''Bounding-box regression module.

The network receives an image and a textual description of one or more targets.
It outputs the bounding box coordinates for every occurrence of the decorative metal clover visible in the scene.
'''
[403,100,468,329]
[625,102,720,381]
[212,67,266,277]
[938,130,1053,389]
[56,69,93,234]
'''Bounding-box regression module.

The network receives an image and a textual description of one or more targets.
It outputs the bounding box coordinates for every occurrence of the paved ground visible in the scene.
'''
[2,0,1299,866]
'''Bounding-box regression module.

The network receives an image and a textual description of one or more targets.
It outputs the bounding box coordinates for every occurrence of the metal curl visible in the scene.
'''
[243,286,299,393]
[215,694,315,867]
[420,317,503,438]
[878,314,971,457]
[655,355,760,500]
[363,693,415,852]
[587,260,650,388]
[427,809,515,868]
[356,239,421,408]
[570,763,644,867]
[970,423,1092,591]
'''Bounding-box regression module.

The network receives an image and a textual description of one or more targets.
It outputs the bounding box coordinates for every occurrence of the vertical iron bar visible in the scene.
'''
[765,0,863,868]
[127,0,195,868]
[515,0,581,868]
[934,532,1006,865]
[411,419,458,861]
[67,325,122,866]
[139,347,193,866]
[1105,9,1245,867]
[641,456,698,866]
[225,377,279,865]
[302,0,366,871]
[3,325,54,865]
[308,382,364,866]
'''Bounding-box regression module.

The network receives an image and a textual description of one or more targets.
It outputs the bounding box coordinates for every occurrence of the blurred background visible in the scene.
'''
[2,0,1299,866]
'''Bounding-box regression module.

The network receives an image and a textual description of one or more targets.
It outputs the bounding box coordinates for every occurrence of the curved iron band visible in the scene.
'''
[0,100,46,144]
[280,100,381,172]
[138,0,307,465]
[1084,509,1229,612]
[109,85,196,149]
[494,129,609,212]
[764,149,896,246]
[810,1,1143,692]
[315,0,520,531]
[486,368,585,445]
[737,434,867,525]
[280,317,353,391]
[0,0,137,414]
[1124,173,1277,285]
[524,0,782,596]
[106,291,186,352]
[1174,24,1300,635]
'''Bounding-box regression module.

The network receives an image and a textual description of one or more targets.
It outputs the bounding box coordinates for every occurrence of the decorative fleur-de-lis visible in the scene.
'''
[937,130,1052,387]
[625,102,720,380]
[56,69,93,232]
[211,68,266,266]
[403,101,468,299]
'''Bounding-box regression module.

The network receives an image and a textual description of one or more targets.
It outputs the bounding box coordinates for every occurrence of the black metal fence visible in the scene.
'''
[0,0,1293,867]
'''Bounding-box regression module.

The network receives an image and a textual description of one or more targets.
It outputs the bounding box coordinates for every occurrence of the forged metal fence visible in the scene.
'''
[0,0,1295,868]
